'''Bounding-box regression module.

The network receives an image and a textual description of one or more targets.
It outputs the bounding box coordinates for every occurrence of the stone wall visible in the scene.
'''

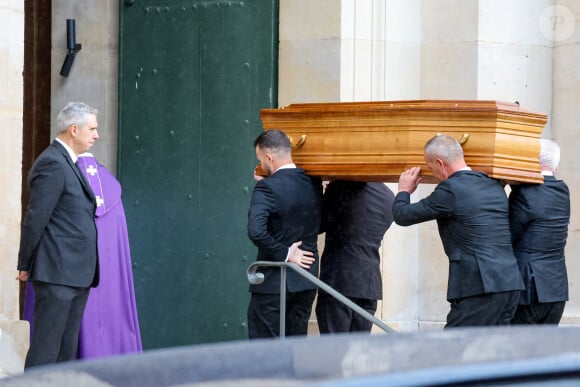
[51,0,119,173]
[553,0,580,324]
[0,0,29,376]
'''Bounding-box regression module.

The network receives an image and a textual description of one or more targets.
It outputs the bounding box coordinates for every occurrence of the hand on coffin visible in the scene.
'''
[398,166,422,194]
[287,241,315,269]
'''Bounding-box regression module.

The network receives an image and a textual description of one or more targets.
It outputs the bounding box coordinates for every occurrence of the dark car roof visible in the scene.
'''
[4,326,580,386]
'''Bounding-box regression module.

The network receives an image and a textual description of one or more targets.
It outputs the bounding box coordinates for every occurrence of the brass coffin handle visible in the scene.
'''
[436,133,469,145]
[289,134,307,149]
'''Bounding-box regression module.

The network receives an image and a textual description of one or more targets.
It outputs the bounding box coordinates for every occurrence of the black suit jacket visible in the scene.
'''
[247,168,322,294]
[509,175,570,304]
[18,141,99,288]
[392,170,524,301]
[320,181,394,300]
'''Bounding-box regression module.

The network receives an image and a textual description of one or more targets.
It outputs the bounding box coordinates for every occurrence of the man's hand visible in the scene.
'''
[17,271,29,282]
[398,166,422,194]
[287,241,315,269]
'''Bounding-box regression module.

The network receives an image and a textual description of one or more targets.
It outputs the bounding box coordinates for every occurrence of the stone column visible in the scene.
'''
[0,0,30,377]
[552,0,580,325]
[278,0,342,104]
[279,0,428,332]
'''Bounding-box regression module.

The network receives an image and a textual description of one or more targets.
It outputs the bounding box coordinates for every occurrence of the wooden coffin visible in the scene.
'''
[258,100,547,183]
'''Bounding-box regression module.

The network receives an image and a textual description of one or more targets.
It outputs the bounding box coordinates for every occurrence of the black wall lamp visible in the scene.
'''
[59,19,82,77]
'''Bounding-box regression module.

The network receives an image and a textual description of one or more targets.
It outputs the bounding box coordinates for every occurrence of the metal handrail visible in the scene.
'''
[247,261,396,338]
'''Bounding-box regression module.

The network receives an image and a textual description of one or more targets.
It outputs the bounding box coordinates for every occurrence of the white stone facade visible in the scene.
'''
[279,0,580,331]
[0,0,29,377]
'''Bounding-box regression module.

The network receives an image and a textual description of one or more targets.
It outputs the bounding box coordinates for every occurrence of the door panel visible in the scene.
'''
[118,0,277,348]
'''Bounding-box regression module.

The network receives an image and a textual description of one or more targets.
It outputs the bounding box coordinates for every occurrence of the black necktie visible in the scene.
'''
[74,160,84,176]
[75,160,93,193]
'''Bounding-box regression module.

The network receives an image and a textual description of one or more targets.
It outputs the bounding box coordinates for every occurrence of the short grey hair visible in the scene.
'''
[539,138,560,170]
[56,102,98,134]
[424,134,464,162]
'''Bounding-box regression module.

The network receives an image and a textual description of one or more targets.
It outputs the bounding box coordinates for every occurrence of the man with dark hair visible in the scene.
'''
[509,138,570,325]
[247,129,323,338]
[17,102,100,367]
[393,134,524,327]
[316,180,394,333]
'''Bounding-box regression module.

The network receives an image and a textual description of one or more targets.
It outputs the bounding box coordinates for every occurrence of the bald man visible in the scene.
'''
[393,134,524,327]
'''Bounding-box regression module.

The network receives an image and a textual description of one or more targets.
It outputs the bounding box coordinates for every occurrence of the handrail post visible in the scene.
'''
[280,266,286,339]
[246,261,396,335]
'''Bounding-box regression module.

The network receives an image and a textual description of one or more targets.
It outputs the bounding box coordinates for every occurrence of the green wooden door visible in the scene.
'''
[118,0,277,349]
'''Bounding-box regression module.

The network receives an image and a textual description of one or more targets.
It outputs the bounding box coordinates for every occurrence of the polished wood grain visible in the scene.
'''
[257,100,547,183]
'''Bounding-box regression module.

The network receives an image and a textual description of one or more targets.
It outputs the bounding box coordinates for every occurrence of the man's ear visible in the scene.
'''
[69,124,79,137]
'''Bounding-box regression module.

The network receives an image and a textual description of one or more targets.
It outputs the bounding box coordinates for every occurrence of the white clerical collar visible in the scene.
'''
[459,166,472,171]
[541,170,554,176]
[274,163,296,173]
[55,137,78,163]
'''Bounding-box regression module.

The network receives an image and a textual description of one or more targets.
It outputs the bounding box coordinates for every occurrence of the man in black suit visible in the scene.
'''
[392,134,524,327]
[316,181,394,333]
[17,102,100,367]
[247,129,322,338]
[509,139,570,325]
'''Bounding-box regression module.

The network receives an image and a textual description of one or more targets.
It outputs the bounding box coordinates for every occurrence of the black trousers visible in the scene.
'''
[247,290,317,339]
[511,301,566,325]
[445,290,519,328]
[316,291,377,333]
[25,281,90,368]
